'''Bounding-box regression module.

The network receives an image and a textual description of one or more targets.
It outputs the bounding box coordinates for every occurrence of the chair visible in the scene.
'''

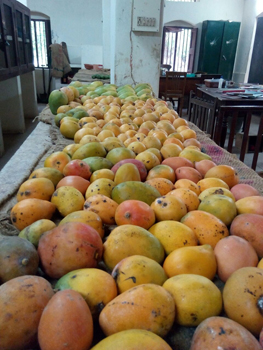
[214,105,263,170]
[159,71,187,117]
[188,91,217,138]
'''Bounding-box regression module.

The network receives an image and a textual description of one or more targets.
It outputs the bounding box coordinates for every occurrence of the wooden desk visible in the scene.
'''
[159,76,202,107]
[159,76,221,108]
[197,85,263,107]
[196,85,263,153]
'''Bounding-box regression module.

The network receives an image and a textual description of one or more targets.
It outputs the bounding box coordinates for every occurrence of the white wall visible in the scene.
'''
[27,0,103,67]
[17,0,27,5]
[234,0,263,82]
[163,0,245,74]
[111,0,164,95]
[102,0,111,69]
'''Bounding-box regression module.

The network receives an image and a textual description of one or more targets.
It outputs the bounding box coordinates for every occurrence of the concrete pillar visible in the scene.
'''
[20,71,39,119]
[109,0,164,96]
[0,76,25,133]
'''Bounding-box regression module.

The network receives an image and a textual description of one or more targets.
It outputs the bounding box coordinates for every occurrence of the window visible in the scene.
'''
[161,26,197,72]
[31,19,51,68]
[167,0,198,2]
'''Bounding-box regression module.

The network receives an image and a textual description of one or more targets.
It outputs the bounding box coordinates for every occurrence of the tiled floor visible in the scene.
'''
[1,104,263,174]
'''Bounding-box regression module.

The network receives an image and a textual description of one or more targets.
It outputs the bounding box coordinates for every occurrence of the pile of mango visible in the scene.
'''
[2,89,263,350]
[48,81,154,116]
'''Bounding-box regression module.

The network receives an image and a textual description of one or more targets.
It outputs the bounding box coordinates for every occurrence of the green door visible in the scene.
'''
[218,21,240,80]
[198,21,225,74]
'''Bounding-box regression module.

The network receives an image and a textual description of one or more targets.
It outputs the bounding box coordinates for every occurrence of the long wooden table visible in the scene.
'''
[197,85,263,108]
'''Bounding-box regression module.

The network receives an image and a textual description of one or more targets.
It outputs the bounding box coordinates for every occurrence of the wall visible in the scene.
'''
[234,0,263,82]
[111,0,164,95]
[27,0,103,67]
[163,0,245,74]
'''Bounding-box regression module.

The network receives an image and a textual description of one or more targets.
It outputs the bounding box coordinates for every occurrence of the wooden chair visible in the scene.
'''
[214,105,263,170]
[160,71,187,117]
[188,91,217,138]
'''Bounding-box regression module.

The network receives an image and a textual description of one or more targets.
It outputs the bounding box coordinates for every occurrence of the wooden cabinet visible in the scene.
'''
[197,20,240,81]
[0,0,33,82]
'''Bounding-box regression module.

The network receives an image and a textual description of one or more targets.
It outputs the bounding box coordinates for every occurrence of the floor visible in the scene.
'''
[0,104,263,174]
[0,104,46,171]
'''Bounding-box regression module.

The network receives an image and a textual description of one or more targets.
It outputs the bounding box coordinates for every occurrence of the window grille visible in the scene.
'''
[161,26,197,72]
[31,19,51,68]
[167,0,197,2]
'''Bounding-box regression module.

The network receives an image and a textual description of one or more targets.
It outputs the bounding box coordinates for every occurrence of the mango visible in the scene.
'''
[48,89,68,115]
[72,142,107,160]
[179,148,212,162]
[83,156,113,172]
[0,236,39,283]
[106,147,136,165]
[29,167,64,187]
[18,219,56,247]
[85,178,115,198]
[0,276,54,350]
[10,198,56,231]
[55,268,117,318]
[51,186,85,217]
[99,284,175,337]
[17,177,55,202]
[112,255,168,293]
[103,225,165,271]
[38,289,93,350]
[59,210,104,238]
[198,194,237,226]
[90,329,172,350]
[114,163,141,184]
[112,181,161,205]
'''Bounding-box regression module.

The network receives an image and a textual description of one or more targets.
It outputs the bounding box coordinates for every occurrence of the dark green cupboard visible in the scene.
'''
[198,20,240,80]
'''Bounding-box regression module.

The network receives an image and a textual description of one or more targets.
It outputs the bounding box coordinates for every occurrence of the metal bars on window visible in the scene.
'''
[162,27,192,72]
[167,0,197,2]
[31,19,51,68]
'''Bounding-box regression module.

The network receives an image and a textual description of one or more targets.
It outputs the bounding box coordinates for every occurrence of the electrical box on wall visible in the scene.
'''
[132,0,161,32]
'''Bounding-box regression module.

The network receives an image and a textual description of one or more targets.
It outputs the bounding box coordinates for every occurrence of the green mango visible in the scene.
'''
[137,88,153,97]
[48,90,68,115]
[86,91,99,97]
[106,147,136,165]
[117,84,133,92]
[65,108,88,120]
[111,181,161,205]
[69,81,83,87]
[72,142,107,160]
[82,156,113,172]
[101,91,118,97]
[90,81,104,88]
[29,167,64,186]
[94,86,109,95]
[118,92,137,99]
[72,110,88,120]
[124,95,138,102]
[19,219,56,248]
[54,113,66,127]
[138,93,153,101]
[134,83,152,93]
[76,87,89,95]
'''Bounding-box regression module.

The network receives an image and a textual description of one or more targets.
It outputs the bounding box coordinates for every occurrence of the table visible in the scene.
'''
[159,75,222,108]
[196,85,263,144]
[197,85,263,108]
